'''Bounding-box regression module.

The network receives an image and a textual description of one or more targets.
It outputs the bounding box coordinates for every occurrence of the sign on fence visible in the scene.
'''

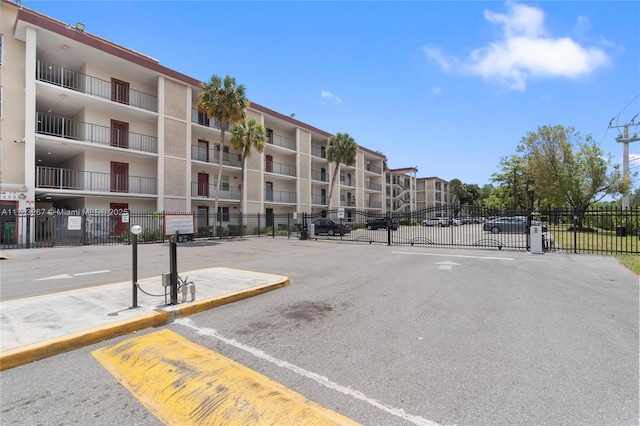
[164,214,194,236]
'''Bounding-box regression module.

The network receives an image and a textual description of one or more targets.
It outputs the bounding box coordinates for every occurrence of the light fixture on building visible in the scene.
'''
[60,44,68,51]
[290,113,295,118]
[75,22,85,32]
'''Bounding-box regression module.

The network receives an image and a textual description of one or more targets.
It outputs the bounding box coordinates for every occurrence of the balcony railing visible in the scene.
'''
[311,146,327,158]
[267,132,296,150]
[36,61,157,112]
[191,109,230,131]
[366,200,383,209]
[191,182,241,200]
[191,145,242,167]
[365,164,382,174]
[340,178,356,187]
[340,199,356,207]
[36,166,156,194]
[311,170,329,182]
[36,113,157,153]
[366,182,382,191]
[312,194,327,205]
[265,161,296,177]
[265,190,296,203]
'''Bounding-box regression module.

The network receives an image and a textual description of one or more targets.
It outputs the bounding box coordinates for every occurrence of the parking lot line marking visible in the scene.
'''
[72,270,111,276]
[93,329,358,426]
[392,251,514,261]
[175,317,440,426]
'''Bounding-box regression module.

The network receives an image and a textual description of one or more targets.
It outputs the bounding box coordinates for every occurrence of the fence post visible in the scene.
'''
[386,211,391,246]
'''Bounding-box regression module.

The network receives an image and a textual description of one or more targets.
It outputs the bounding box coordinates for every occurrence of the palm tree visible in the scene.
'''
[197,74,248,234]
[326,132,357,210]
[229,118,267,216]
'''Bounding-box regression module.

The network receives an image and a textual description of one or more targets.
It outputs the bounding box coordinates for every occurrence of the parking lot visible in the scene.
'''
[1,238,638,425]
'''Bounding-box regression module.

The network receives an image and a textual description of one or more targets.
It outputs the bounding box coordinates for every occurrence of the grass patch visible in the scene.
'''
[547,225,640,254]
[616,254,640,275]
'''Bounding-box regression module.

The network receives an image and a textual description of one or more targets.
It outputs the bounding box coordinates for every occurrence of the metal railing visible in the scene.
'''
[365,164,382,174]
[311,170,329,182]
[190,145,243,167]
[268,133,296,150]
[191,109,230,131]
[36,166,157,194]
[366,182,382,191]
[36,60,157,112]
[311,194,327,205]
[265,161,296,177]
[265,190,296,203]
[36,113,157,153]
[311,146,327,158]
[191,182,241,200]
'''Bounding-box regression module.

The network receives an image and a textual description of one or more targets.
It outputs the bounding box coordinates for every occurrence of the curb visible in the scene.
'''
[0,279,289,371]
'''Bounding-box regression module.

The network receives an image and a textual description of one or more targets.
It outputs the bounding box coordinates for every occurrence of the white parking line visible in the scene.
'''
[174,317,439,426]
[393,251,514,261]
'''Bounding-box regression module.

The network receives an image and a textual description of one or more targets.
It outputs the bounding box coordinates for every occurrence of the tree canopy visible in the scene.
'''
[229,118,267,215]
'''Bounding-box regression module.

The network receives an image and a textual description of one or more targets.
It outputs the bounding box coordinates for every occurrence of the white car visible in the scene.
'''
[422,217,450,227]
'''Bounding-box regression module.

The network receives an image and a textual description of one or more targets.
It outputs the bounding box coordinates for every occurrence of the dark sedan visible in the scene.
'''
[312,218,352,236]
[483,217,547,234]
[365,218,399,230]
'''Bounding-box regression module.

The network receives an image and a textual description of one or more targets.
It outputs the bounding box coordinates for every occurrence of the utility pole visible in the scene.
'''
[609,116,639,209]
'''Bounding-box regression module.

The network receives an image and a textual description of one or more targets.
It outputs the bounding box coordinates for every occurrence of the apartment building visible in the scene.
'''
[416,176,451,211]
[0,1,391,243]
[0,1,453,246]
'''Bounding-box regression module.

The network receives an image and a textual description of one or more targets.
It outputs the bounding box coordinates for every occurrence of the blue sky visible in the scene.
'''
[24,1,640,188]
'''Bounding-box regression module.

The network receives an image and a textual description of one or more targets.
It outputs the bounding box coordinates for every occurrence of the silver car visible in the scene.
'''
[483,217,547,234]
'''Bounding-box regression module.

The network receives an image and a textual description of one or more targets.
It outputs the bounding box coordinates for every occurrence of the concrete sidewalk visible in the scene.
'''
[0,267,289,370]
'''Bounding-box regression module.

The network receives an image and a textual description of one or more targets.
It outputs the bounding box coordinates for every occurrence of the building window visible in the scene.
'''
[0,35,3,66]
[435,182,442,191]
[217,207,229,222]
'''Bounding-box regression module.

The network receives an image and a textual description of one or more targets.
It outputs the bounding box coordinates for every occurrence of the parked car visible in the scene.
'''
[365,217,399,230]
[483,217,547,234]
[451,217,462,226]
[312,218,352,236]
[422,217,450,227]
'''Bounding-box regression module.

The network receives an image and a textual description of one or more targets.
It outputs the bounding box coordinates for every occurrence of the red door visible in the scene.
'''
[111,78,130,105]
[109,203,129,236]
[198,173,209,197]
[110,162,129,193]
[110,120,129,148]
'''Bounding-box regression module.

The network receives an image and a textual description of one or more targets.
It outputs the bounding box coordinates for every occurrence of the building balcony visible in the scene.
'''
[191,183,241,201]
[265,190,296,203]
[311,170,329,182]
[366,182,382,191]
[311,145,327,159]
[36,60,157,112]
[191,145,242,167]
[311,194,327,205]
[265,160,296,177]
[267,132,296,150]
[36,113,158,154]
[340,178,356,187]
[36,166,157,195]
[365,200,383,209]
[340,198,356,207]
[365,164,382,174]
[191,109,229,131]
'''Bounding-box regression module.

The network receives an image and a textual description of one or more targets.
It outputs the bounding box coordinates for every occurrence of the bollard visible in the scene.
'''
[169,232,178,305]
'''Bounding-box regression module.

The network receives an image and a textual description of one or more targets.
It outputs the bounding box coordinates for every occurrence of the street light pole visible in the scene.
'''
[131,225,142,308]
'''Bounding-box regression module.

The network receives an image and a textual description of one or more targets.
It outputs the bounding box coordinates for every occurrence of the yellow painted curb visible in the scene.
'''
[0,276,290,371]
[172,279,290,317]
[93,329,359,425]
[0,311,171,371]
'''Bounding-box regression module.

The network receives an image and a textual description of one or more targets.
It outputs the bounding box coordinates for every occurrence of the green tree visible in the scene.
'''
[491,154,535,209]
[518,125,629,215]
[326,133,357,210]
[449,179,465,205]
[229,118,267,216]
[197,75,248,232]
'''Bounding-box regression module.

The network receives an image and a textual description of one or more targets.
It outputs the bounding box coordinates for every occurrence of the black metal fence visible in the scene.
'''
[1,206,638,255]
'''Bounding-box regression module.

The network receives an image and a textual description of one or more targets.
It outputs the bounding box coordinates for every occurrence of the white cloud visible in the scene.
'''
[321,90,342,103]
[424,2,611,90]
[432,87,442,95]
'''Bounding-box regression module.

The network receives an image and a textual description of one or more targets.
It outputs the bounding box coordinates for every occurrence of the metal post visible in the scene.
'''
[169,232,178,305]
[386,212,391,246]
[132,232,138,308]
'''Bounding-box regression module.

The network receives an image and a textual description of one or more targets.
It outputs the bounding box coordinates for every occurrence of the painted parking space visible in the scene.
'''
[92,329,359,425]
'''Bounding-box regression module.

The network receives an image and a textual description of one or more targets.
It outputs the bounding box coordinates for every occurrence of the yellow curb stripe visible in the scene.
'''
[92,329,359,425]
[0,311,171,371]
[172,279,290,317]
